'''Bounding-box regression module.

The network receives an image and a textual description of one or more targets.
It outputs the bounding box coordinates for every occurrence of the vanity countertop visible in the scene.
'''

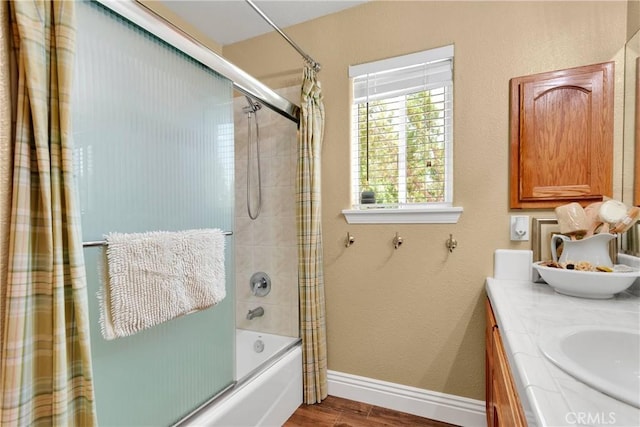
[486,276,640,427]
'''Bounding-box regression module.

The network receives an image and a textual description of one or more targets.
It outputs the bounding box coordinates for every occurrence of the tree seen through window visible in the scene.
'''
[357,87,447,205]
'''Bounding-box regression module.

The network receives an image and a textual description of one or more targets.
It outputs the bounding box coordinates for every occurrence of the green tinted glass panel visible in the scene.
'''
[73,2,235,425]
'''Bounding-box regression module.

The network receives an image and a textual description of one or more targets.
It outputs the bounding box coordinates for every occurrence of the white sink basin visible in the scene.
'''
[539,326,640,408]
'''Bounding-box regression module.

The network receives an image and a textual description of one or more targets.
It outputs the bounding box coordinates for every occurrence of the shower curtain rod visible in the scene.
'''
[244,0,321,72]
[98,0,300,123]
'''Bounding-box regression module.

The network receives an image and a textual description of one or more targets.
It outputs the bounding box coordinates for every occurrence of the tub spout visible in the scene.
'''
[247,306,264,320]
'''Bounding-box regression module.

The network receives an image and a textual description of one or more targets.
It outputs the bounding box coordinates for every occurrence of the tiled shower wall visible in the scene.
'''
[234,86,299,337]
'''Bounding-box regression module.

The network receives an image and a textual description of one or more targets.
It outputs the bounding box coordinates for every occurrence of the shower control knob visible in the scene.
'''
[250,272,271,297]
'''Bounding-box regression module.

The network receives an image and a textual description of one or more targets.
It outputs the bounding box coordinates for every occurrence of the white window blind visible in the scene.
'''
[349,45,454,209]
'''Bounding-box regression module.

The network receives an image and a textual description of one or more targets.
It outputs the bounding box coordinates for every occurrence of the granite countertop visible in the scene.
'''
[486,276,640,427]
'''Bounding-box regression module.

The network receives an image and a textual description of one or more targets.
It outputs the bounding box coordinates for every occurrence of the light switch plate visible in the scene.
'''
[511,215,530,241]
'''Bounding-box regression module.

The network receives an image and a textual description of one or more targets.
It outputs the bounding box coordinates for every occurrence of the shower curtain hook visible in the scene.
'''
[305,58,321,73]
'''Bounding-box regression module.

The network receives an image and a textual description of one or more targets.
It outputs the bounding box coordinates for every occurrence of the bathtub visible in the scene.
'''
[179,329,302,426]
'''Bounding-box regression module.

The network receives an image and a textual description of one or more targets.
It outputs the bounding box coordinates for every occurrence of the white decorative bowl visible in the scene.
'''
[533,262,640,299]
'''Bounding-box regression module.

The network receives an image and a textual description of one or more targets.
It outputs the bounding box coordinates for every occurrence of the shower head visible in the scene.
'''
[243,96,262,114]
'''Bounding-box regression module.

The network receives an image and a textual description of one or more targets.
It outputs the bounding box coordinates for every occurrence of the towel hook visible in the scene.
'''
[345,232,355,248]
[393,232,403,249]
[446,234,457,253]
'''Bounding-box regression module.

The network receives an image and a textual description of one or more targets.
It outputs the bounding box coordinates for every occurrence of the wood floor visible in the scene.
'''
[283,395,459,427]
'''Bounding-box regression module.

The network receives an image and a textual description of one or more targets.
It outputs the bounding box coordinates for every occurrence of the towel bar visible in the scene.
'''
[82,231,233,247]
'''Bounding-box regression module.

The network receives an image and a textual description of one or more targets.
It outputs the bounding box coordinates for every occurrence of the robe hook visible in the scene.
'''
[345,232,355,248]
[446,234,458,253]
[393,232,403,249]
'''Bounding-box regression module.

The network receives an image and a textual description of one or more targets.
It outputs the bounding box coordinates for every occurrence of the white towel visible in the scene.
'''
[99,228,226,340]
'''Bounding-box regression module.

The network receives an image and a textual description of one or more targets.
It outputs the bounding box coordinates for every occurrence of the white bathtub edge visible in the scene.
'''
[185,345,302,427]
[328,370,486,427]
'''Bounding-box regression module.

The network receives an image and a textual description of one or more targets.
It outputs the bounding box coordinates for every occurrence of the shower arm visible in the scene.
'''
[244,0,321,73]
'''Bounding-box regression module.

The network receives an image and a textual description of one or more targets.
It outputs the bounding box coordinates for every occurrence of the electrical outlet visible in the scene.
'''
[511,215,529,241]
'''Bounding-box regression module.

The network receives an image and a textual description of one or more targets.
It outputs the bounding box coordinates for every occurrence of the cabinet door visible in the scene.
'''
[486,299,496,426]
[486,298,527,427]
[510,62,614,209]
[493,328,527,427]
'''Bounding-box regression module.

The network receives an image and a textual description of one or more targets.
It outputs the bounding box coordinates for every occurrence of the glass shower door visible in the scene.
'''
[72,2,235,425]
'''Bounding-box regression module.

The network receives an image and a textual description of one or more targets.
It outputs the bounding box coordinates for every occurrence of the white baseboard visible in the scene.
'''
[327,370,486,427]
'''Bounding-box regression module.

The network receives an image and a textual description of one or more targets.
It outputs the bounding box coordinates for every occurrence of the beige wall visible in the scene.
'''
[629,0,640,39]
[222,1,629,401]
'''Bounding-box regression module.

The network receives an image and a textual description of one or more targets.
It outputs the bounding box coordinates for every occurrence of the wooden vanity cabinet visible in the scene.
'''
[509,62,614,209]
[486,298,527,427]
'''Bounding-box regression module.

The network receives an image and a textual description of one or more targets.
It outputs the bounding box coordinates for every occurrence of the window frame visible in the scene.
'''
[343,45,462,224]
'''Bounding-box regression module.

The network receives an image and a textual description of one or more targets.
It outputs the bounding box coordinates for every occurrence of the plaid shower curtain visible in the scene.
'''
[0,1,97,425]
[297,65,328,404]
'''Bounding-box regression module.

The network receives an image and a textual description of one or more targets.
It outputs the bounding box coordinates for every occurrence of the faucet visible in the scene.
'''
[246,306,264,320]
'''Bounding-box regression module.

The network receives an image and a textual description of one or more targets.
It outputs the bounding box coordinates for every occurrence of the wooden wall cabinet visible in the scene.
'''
[510,62,614,209]
[486,298,527,427]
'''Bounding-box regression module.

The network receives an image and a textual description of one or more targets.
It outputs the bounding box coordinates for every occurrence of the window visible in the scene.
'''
[343,44,462,224]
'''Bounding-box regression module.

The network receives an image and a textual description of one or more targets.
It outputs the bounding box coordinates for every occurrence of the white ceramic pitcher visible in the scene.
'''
[550,233,616,267]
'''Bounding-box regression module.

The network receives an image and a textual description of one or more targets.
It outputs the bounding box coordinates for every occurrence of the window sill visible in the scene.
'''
[341,206,463,224]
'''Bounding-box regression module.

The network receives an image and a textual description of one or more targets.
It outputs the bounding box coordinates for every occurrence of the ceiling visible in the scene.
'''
[158,0,368,46]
